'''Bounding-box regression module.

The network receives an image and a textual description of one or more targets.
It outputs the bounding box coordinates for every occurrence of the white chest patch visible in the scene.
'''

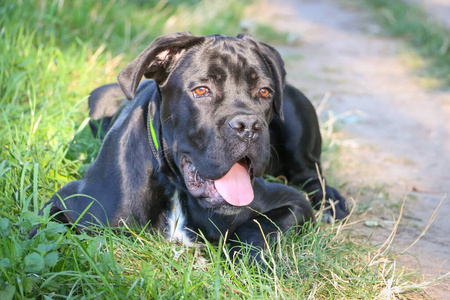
[166,190,195,247]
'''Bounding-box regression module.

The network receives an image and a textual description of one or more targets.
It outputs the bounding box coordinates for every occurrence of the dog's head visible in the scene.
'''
[118,32,286,213]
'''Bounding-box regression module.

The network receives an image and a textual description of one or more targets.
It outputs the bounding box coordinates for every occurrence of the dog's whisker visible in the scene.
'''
[269,144,280,164]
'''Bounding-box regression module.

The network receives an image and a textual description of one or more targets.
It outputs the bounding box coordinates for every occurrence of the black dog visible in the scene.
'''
[38,33,348,258]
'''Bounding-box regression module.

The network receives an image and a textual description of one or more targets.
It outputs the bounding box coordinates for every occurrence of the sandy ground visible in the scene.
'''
[259,0,450,298]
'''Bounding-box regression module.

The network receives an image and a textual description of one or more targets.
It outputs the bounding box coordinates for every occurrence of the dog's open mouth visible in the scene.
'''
[181,156,254,207]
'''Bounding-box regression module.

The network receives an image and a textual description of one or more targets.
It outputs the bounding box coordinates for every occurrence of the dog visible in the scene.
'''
[37,33,348,259]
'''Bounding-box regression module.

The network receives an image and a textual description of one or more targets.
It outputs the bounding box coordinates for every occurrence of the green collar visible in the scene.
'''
[149,115,159,151]
[147,103,160,160]
[146,100,176,175]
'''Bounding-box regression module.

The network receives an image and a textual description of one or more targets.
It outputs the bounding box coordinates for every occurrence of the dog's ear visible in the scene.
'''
[237,34,286,121]
[118,32,206,100]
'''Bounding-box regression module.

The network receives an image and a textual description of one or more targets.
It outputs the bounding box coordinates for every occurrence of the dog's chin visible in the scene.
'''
[180,156,252,215]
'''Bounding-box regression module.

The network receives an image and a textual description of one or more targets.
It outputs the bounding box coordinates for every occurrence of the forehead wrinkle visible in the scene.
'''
[200,40,273,87]
[220,51,252,84]
[221,42,236,54]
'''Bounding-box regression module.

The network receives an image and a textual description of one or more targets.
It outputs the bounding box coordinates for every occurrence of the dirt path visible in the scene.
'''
[261,0,450,297]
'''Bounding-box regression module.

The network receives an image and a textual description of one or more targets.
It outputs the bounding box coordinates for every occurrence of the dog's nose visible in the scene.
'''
[228,115,262,140]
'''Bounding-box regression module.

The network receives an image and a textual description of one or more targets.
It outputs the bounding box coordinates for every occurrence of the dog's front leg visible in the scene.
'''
[228,179,314,263]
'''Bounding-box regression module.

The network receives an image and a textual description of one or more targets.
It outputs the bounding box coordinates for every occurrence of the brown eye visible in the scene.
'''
[259,88,270,98]
[193,87,211,98]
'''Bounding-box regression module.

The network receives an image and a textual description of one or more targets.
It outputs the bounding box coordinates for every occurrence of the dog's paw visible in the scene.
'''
[312,185,349,221]
[228,242,265,267]
[320,213,335,224]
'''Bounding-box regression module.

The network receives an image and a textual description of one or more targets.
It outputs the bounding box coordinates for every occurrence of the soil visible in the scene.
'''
[256,0,450,298]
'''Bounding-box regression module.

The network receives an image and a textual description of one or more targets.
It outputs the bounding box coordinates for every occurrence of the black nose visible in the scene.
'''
[228,115,262,140]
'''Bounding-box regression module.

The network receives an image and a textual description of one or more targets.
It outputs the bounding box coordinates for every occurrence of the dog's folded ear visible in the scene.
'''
[118,32,206,100]
[237,34,286,121]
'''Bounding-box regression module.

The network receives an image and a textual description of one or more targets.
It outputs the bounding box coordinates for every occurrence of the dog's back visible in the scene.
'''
[88,83,125,138]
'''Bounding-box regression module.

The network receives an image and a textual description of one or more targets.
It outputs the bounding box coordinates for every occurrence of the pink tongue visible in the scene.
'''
[214,163,254,206]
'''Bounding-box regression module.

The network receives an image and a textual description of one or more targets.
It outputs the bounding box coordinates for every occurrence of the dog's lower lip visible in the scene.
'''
[187,164,207,186]
[181,156,254,206]
[182,157,223,201]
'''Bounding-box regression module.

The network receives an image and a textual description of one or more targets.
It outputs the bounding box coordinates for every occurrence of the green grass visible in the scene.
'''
[361,0,450,88]
[0,0,428,298]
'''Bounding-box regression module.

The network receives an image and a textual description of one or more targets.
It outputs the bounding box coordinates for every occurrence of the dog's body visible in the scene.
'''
[40,33,347,257]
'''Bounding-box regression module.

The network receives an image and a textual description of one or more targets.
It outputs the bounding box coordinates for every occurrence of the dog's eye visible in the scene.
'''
[193,87,212,98]
[259,88,270,98]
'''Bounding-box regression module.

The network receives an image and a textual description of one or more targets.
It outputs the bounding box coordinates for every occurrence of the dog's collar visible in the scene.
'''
[147,113,159,158]
[146,101,161,165]
[149,117,159,151]
[146,101,177,176]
